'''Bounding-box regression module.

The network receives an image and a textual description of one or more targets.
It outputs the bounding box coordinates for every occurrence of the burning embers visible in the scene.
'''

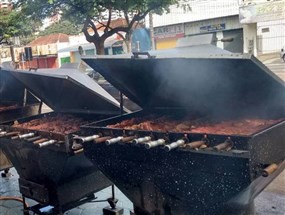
[0,104,19,112]
[107,115,283,136]
[12,114,86,134]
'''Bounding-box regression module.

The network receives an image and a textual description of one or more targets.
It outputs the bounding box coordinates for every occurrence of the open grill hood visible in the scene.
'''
[83,53,285,118]
[9,68,126,115]
[0,69,39,105]
[0,67,41,122]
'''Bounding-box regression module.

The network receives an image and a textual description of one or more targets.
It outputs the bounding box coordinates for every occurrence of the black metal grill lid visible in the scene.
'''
[9,67,127,115]
[1,63,39,105]
[83,51,285,118]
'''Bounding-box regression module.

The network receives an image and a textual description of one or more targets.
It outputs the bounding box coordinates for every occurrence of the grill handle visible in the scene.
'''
[26,136,42,142]
[106,136,123,145]
[18,133,35,140]
[74,135,100,144]
[133,136,152,144]
[121,136,136,143]
[145,139,166,149]
[213,139,233,151]
[38,140,57,148]
[185,140,205,149]
[0,131,7,136]
[94,136,112,144]
[33,138,49,145]
[73,148,84,154]
[4,132,20,137]
[164,139,185,152]
[262,163,278,177]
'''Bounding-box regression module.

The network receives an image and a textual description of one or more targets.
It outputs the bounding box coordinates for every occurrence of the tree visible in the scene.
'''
[15,0,186,54]
[39,20,82,36]
[0,9,41,45]
[0,10,11,43]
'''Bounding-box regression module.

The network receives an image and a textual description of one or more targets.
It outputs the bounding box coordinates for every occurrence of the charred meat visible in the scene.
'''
[107,116,283,135]
[12,114,87,134]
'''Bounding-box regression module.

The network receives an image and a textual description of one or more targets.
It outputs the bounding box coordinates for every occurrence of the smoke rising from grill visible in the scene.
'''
[151,57,285,120]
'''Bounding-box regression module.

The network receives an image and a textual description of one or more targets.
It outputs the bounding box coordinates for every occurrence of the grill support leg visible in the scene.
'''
[103,185,124,215]
[22,196,29,215]
[112,184,115,200]
[38,101,43,114]
[120,92,124,115]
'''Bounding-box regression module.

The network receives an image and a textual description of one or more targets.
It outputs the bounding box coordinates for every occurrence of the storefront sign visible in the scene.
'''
[200,23,226,33]
[154,24,184,39]
[239,0,285,24]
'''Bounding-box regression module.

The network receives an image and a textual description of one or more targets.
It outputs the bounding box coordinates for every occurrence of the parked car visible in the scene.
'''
[281,46,285,62]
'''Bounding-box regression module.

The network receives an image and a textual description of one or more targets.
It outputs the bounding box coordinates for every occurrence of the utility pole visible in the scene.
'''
[149,12,155,50]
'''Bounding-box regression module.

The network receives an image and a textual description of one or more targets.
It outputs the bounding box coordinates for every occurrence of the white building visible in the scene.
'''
[0,0,12,10]
[145,0,243,52]
[147,0,239,28]
[146,0,285,54]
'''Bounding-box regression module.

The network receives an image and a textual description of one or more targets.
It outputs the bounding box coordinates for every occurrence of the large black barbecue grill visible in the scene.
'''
[0,65,41,176]
[0,67,126,214]
[78,52,285,215]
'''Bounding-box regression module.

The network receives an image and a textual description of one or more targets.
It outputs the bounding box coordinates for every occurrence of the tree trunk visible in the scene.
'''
[94,40,105,55]
[125,39,131,53]
[125,32,132,53]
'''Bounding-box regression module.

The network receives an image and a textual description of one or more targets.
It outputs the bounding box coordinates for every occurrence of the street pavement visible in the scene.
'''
[1,167,284,215]
[257,53,285,80]
[0,169,133,215]
[263,58,285,80]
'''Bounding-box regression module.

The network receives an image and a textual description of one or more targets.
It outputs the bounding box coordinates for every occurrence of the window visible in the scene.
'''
[261,28,270,33]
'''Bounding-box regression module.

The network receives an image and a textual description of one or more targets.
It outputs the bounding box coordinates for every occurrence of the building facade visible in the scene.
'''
[0,0,12,10]
[148,0,284,54]
[153,15,243,53]
[149,0,242,51]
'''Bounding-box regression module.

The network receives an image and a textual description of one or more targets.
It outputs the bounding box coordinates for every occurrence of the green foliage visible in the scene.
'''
[0,10,23,41]
[0,11,10,40]
[0,8,41,43]
[13,0,187,53]
[39,20,82,36]
[14,0,180,31]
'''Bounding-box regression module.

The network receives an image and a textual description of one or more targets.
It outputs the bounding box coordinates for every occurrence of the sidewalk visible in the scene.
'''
[1,167,284,215]
[0,168,133,215]
[257,52,279,63]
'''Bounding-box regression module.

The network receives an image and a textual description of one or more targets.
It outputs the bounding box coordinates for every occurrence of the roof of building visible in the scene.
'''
[88,18,143,34]
[28,33,69,46]
[96,18,128,29]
